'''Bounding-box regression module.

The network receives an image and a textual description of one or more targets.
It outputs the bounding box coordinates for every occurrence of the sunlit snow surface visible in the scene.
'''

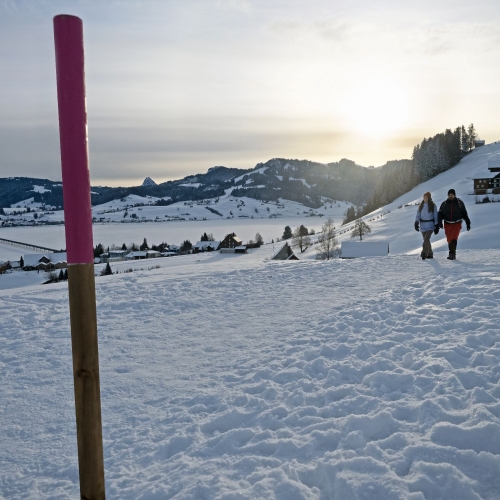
[1,250,500,499]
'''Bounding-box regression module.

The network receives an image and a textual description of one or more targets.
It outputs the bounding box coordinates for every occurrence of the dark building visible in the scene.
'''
[220,232,243,249]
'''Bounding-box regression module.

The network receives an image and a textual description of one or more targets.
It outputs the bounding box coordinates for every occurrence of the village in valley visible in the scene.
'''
[2,139,500,284]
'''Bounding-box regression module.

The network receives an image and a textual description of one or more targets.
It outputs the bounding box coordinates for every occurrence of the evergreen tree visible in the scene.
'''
[180,240,193,252]
[467,123,477,151]
[342,206,356,225]
[461,125,469,153]
[121,243,127,250]
[93,243,104,258]
[20,256,24,268]
[298,225,308,236]
[140,238,149,251]
[100,263,113,276]
[63,269,68,280]
[58,269,64,280]
[282,226,293,239]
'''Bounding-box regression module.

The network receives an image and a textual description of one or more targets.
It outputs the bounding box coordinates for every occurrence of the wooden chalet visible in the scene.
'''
[220,232,243,249]
[473,159,500,194]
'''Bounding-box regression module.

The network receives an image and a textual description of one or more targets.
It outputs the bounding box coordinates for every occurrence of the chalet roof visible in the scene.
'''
[271,242,298,260]
[473,172,494,179]
[223,232,242,243]
[23,252,67,267]
[109,249,128,256]
[126,251,147,258]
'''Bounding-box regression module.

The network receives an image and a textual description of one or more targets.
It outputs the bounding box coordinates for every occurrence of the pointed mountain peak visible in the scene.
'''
[142,177,157,187]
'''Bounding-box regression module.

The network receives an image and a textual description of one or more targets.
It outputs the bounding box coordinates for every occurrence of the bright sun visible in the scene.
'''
[342,79,409,139]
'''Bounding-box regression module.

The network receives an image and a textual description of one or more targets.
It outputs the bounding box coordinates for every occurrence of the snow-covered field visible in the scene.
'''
[2,144,500,499]
[2,249,500,499]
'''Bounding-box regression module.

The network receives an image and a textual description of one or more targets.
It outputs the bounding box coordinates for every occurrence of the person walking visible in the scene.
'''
[438,189,471,260]
[415,191,439,259]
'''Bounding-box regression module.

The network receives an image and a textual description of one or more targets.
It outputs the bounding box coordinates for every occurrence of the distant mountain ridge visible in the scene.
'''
[0,158,411,210]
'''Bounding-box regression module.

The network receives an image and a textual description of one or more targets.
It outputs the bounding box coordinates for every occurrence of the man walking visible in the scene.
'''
[438,189,471,260]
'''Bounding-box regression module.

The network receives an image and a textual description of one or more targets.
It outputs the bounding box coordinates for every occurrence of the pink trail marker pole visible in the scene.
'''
[53,14,106,499]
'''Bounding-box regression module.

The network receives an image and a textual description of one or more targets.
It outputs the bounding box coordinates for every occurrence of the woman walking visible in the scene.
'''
[414,192,439,259]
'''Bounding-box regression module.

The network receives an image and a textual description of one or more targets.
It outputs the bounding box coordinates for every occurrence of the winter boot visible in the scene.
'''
[427,253,433,259]
[450,240,457,260]
[421,253,426,260]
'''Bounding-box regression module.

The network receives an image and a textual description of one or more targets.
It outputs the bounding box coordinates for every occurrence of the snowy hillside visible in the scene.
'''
[1,144,500,499]
[0,190,350,227]
[314,141,500,257]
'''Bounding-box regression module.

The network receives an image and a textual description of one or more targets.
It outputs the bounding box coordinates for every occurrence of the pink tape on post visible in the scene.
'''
[54,15,94,265]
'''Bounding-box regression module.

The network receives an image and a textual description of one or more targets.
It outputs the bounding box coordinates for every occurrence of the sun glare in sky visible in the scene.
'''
[343,79,410,139]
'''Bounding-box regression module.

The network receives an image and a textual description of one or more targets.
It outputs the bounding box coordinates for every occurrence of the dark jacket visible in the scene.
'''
[438,198,470,226]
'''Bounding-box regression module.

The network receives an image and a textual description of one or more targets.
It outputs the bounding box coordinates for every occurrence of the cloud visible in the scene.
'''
[0,125,61,180]
[86,121,349,179]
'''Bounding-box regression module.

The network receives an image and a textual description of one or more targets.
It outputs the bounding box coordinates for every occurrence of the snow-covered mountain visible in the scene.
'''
[141,176,157,187]
[0,157,409,216]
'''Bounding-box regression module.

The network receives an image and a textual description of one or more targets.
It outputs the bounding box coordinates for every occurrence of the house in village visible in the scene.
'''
[99,249,129,263]
[473,156,500,195]
[193,240,221,253]
[22,252,68,270]
[271,242,299,260]
[162,244,179,256]
[219,232,243,249]
[125,250,161,260]
[219,232,247,254]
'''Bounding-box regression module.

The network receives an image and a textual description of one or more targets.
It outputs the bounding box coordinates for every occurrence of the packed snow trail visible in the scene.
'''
[1,250,500,499]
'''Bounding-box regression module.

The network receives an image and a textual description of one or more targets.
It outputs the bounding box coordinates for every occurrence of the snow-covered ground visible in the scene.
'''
[2,249,500,499]
[1,144,500,499]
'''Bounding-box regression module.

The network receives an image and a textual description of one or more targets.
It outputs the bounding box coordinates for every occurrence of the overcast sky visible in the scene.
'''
[1,0,500,186]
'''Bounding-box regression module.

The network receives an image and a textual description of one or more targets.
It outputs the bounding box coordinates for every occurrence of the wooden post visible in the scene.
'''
[54,15,106,500]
